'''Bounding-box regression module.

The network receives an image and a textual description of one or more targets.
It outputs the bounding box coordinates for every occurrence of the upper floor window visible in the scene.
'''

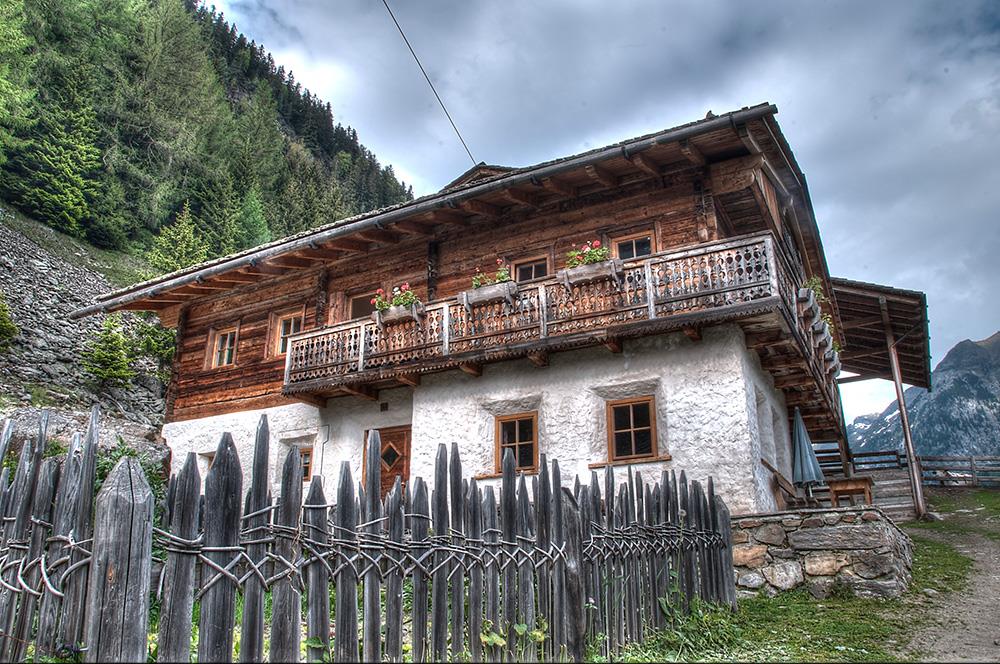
[269,307,304,357]
[607,397,657,461]
[495,412,538,472]
[349,293,378,320]
[514,257,549,282]
[299,446,314,481]
[613,232,654,260]
[208,325,238,368]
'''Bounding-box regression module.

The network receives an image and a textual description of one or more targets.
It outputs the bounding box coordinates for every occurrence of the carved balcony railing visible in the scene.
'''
[284,232,841,404]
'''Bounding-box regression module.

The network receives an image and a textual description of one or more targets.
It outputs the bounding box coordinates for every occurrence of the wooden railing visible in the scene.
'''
[285,232,838,397]
[851,450,1000,487]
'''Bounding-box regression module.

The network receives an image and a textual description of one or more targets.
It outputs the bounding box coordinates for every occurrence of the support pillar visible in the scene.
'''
[881,297,926,518]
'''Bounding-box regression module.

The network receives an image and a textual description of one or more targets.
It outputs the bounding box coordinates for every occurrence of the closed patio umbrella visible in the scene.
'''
[791,407,825,493]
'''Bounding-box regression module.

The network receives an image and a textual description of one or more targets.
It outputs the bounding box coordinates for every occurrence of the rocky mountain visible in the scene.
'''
[848,332,1000,456]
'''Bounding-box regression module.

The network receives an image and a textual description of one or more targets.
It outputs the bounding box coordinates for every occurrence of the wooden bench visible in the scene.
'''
[826,476,874,507]
[761,458,820,509]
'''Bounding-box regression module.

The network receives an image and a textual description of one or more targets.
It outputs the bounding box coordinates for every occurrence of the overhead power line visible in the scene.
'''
[381,0,477,166]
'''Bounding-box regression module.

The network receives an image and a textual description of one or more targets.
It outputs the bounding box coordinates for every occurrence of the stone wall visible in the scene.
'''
[732,506,912,598]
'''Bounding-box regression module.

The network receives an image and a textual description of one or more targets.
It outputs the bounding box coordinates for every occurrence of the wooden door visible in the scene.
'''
[366,425,411,498]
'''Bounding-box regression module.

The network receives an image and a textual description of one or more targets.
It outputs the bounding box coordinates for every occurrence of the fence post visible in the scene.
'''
[83,457,154,663]
[334,462,359,663]
[271,447,303,663]
[362,432,383,663]
[449,443,467,660]
[197,433,243,664]
[241,415,271,663]
[158,453,201,663]
[561,488,586,663]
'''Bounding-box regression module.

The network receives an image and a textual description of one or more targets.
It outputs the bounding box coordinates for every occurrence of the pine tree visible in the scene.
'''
[80,314,134,387]
[0,0,34,166]
[147,201,209,273]
[237,186,271,249]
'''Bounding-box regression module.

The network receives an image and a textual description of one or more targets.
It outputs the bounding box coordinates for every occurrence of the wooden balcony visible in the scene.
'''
[283,232,842,427]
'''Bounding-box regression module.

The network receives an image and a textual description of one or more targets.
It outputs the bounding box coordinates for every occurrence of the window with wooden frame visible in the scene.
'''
[607,397,657,461]
[495,412,538,472]
[612,231,655,260]
[348,293,378,320]
[513,256,549,282]
[207,325,238,369]
[299,446,313,482]
[268,306,304,357]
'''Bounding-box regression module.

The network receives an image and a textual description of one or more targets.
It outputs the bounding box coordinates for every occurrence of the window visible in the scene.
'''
[349,293,377,320]
[299,446,313,481]
[269,308,304,357]
[208,326,238,368]
[514,257,548,282]
[200,451,216,469]
[613,232,654,260]
[495,412,538,472]
[607,397,657,461]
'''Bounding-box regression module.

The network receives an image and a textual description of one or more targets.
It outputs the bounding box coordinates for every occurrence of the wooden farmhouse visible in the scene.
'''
[73,103,930,514]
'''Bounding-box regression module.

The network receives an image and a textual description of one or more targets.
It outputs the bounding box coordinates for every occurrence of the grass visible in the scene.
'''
[0,202,153,288]
[591,488,990,663]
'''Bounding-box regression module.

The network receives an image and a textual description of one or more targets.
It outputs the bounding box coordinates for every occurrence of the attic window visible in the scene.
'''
[269,306,304,357]
[208,326,238,368]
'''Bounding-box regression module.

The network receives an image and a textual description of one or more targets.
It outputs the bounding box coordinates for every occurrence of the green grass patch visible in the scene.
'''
[906,487,1000,542]
[1,202,153,287]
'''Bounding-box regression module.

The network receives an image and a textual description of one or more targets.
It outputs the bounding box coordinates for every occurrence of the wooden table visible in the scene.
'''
[827,476,874,507]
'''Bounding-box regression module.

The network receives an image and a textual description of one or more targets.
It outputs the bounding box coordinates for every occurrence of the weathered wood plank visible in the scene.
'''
[431,444,449,662]
[561,488,586,663]
[516,476,537,661]
[197,433,243,663]
[384,477,404,662]
[500,450,517,660]
[482,486,500,663]
[157,453,201,662]
[271,447,303,663]
[362,431,383,663]
[467,478,484,663]
[334,461,359,663]
[449,443,466,660]
[410,477,430,662]
[304,478,331,662]
[240,415,271,662]
[83,457,154,663]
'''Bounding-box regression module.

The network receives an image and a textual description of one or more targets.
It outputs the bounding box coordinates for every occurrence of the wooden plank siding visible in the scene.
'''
[169,174,724,421]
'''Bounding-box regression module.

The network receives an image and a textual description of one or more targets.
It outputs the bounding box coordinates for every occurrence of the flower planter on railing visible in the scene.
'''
[558,258,625,290]
[460,280,518,311]
[372,302,425,326]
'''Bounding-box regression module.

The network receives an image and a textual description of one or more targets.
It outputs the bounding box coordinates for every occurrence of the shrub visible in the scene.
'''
[80,314,135,387]
[147,201,209,274]
[0,288,18,352]
[131,316,176,382]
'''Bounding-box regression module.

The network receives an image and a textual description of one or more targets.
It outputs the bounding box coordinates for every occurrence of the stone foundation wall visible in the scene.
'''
[731,506,912,598]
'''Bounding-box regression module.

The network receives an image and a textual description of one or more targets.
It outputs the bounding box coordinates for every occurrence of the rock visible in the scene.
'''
[861,511,879,521]
[852,552,895,579]
[840,575,906,598]
[801,517,823,527]
[822,513,841,525]
[755,523,786,546]
[925,511,945,522]
[732,544,768,568]
[762,561,803,591]
[732,529,750,544]
[781,518,802,528]
[807,577,836,599]
[922,588,938,597]
[739,518,763,528]
[788,524,890,551]
[769,548,798,560]
[737,571,766,589]
[804,552,849,576]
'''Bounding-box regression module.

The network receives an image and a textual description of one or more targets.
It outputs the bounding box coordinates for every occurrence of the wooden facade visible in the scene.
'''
[72,104,929,465]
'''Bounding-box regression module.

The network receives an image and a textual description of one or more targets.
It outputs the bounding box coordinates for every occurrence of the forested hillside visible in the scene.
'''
[0,0,412,271]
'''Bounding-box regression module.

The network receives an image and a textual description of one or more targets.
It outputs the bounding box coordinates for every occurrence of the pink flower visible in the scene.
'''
[401,282,410,291]
[496,258,503,265]
[376,288,384,295]
[370,298,376,305]
[592,240,601,248]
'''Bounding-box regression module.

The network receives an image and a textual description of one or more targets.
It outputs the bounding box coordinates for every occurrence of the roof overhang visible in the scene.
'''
[831,277,931,389]
[71,102,836,321]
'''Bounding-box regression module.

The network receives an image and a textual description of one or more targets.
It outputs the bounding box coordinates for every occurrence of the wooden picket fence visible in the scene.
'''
[0,408,736,663]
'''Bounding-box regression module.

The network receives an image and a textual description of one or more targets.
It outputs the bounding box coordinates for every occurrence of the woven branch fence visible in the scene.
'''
[0,408,736,663]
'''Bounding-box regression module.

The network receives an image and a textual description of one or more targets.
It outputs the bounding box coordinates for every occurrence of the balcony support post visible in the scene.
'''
[537,285,548,338]
[357,321,366,371]
[442,304,451,354]
[644,262,657,319]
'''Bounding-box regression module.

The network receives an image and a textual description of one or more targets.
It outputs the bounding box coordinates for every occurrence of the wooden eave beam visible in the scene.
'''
[630,152,662,178]
[603,338,623,354]
[585,164,617,188]
[683,326,702,342]
[342,384,378,401]
[393,219,436,236]
[241,263,288,277]
[358,229,402,244]
[501,188,540,208]
[291,394,327,408]
[839,315,884,331]
[678,139,707,167]
[459,199,502,218]
[265,255,315,269]
[209,273,257,285]
[528,352,549,367]
[322,238,370,253]
[190,280,234,290]
[169,285,219,296]
[296,247,346,261]
[737,124,763,155]
[459,362,482,377]
[397,374,420,388]
[539,176,575,197]
[424,209,470,226]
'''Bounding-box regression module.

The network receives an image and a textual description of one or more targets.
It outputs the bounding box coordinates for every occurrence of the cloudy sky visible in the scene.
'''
[217,0,1000,422]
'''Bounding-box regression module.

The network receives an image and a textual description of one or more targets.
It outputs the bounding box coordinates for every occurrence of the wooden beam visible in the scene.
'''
[460,199,501,217]
[240,264,288,277]
[209,273,257,285]
[761,355,808,370]
[743,332,786,350]
[170,285,219,296]
[682,326,702,342]
[501,188,540,208]
[393,220,436,236]
[540,177,575,197]
[296,247,345,261]
[839,315,883,331]
[291,394,327,408]
[603,338,623,354]
[322,238,370,253]
[585,164,617,188]
[775,375,815,389]
[737,124,763,154]
[189,280,234,291]
[840,347,889,361]
[342,384,378,401]
[630,152,661,178]
[527,352,548,367]
[678,139,706,166]
[397,374,420,388]
[425,209,470,226]
[836,373,891,385]
[266,256,315,269]
[358,229,402,244]
[459,362,482,377]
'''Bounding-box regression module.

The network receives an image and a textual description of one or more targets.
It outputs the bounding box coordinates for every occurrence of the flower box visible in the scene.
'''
[559,258,625,289]
[461,280,518,309]
[372,302,425,326]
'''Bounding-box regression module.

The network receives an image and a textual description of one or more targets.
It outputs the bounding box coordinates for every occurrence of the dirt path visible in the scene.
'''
[903,531,1000,662]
